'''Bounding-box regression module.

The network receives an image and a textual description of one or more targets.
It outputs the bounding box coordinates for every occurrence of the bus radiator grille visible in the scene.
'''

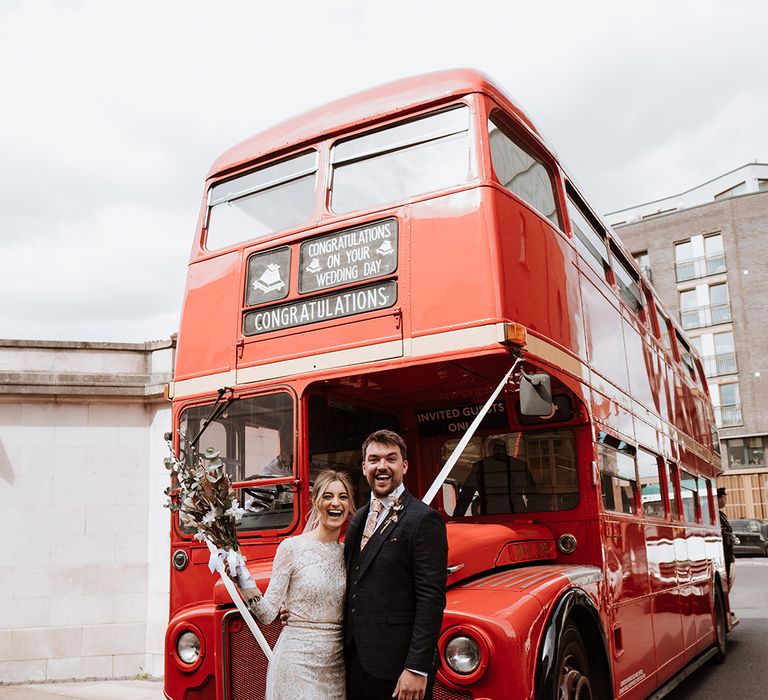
[434,680,473,700]
[225,614,283,700]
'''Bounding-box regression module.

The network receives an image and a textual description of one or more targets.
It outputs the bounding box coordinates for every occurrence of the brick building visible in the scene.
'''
[606,163,768,518]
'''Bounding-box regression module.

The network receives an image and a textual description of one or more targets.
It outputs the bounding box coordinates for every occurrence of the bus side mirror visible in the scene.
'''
[519,373,554,416]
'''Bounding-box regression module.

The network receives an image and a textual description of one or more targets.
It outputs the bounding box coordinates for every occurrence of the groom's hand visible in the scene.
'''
[278,606,290,625]
[392,669,427,700]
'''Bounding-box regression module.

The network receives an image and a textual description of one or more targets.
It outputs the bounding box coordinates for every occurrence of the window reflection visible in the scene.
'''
[331,106,470,214]
[179,393,295,532]
[490,117,558,225]
[638,448,664,518]
[442,430,578,516]
[598,434,637,514]
[206,152,317,250]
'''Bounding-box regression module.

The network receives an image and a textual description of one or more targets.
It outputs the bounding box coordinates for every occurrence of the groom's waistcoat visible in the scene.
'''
[344,489,447,679]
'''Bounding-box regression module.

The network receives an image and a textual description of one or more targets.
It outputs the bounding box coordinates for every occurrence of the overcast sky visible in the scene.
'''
[2,0,766,342]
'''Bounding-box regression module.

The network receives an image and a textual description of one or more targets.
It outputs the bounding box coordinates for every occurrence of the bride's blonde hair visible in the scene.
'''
[304,470,356,532]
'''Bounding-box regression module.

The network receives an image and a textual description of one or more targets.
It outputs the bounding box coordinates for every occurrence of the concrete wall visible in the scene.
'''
[0,339,174,683]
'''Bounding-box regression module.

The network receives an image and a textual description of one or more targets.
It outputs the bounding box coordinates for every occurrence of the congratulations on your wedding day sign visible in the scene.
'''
[243,219,399,336]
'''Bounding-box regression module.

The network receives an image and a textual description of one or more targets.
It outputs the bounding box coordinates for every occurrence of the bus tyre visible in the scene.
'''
[555,625,594,700]
[711,589,727,665]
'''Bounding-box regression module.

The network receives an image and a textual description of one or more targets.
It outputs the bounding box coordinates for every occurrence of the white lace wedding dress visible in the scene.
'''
[249,535,346,700]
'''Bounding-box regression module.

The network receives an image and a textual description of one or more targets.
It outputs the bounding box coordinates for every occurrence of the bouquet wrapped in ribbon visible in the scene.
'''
[163,437,273,661]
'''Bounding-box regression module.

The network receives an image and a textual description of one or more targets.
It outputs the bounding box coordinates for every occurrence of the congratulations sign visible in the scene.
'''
[299,218,398,293]
[243,280,397,336]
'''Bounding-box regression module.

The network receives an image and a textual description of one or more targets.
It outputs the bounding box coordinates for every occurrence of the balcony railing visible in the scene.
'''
[675,253,726,282]
[702,352,738,377]
[715,403,743,428]
[680,302,732,329]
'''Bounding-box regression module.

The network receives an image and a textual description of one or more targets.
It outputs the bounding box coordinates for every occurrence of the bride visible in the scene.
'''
[237,469,355,700]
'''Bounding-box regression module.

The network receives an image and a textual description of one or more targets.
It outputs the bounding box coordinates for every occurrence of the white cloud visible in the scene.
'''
[1,0,767,341]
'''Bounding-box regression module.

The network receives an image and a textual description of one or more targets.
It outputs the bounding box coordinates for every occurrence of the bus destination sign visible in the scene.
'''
[243,280,397,336]
[299,218,398,293]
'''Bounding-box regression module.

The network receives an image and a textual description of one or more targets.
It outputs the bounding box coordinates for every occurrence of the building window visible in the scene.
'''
[704,234,726,275]
[714,181,746,200]
[724,436,767,468]
[712,331,737,376]
[674,233,726,281]
[714,382,742,427]
[695,331,737,377]
[680,282,731,329]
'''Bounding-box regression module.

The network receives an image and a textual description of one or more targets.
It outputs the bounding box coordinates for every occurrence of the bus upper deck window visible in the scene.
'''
[611,244,644,316]
[331,105,471,214]
[206,151,318,250]
[675,330,697,380]
[488,117,558,226]
[565,186,611,281]
[655,304,673,351]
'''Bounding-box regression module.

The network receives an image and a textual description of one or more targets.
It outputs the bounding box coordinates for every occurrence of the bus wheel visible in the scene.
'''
[556,625,594,700]
[711,588,727,664]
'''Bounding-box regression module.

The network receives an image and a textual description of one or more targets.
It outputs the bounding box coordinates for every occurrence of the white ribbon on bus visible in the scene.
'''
[422,358,520,506]
[205,538,275,663]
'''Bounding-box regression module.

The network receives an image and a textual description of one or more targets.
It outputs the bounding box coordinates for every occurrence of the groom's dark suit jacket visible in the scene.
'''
[344,488,448,679]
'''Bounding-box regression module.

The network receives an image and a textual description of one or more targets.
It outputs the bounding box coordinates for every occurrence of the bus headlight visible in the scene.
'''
[177,630,201,665]
[445,635,481,674]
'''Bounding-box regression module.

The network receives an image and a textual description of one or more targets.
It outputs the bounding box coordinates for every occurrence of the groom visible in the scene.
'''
[345,429,448,700]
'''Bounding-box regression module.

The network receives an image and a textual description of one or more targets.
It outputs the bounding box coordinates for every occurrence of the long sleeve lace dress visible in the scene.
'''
[248,535,346,700]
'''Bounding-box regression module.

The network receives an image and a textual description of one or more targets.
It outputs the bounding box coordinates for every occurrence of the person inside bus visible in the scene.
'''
[718,486,736,588]
[455,438,532,515]
[243,448,293,513]
[234,469,355,700]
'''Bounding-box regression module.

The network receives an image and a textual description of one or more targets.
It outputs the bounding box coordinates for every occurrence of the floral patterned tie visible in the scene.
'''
[360,498,384,550]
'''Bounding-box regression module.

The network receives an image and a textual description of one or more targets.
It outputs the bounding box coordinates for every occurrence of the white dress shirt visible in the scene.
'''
[370,482,405,528]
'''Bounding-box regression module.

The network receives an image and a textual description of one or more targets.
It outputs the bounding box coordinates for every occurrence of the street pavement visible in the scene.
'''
[0,680,163,700]
[1,559,766,699]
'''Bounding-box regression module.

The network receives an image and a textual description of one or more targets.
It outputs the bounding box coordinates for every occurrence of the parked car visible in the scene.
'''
[731,519,768,556]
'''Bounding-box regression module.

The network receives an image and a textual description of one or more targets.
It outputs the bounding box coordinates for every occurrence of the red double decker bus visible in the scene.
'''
[164,69,733,700]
